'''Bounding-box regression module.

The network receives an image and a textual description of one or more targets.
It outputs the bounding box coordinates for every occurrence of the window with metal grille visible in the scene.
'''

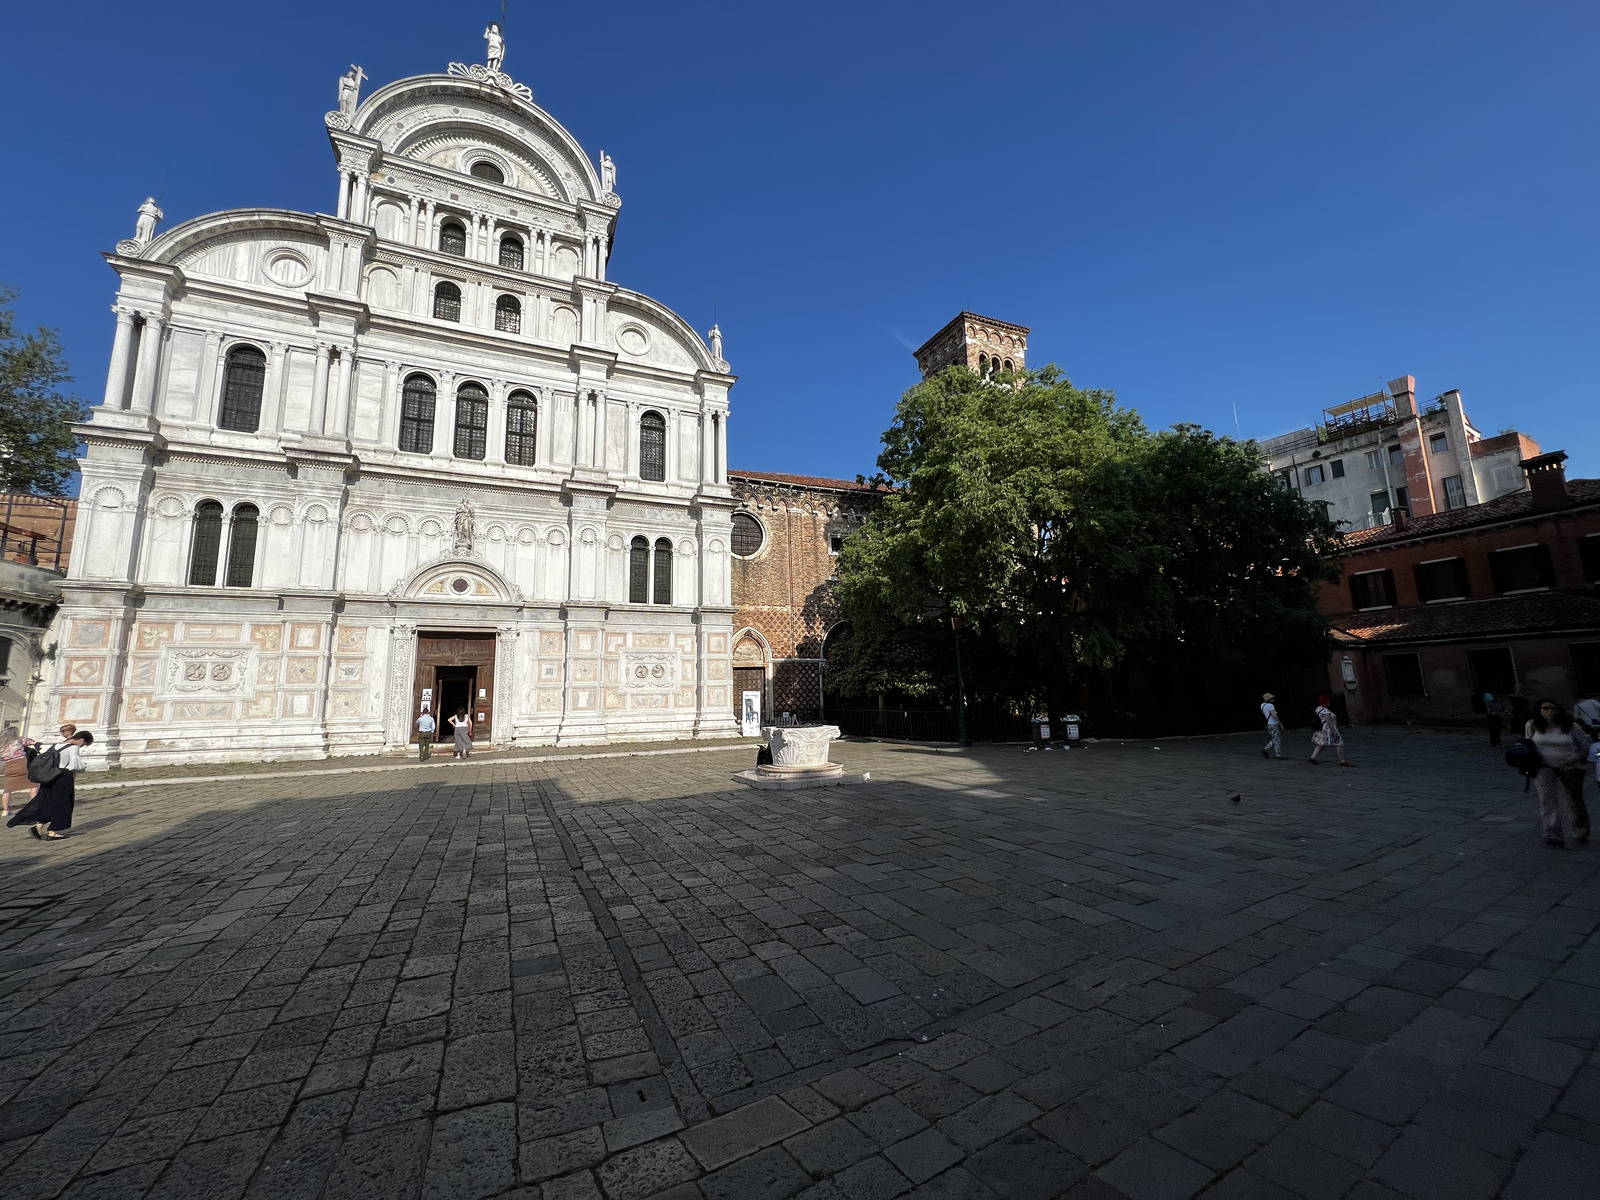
[218,345,266,431]
[639,410,666,481]
[225,504,259,587]
[1414,557,1469,602]
[470,162,504,184]
[189,500,224,586]
[505,392,537,466]
[730,512,764,557]
[494,295,521,333]
[653,538,673,605]
[439,221,466,256]
[433,281,462,322]
[454,383,489,460]
[1349,569,1396,610]
[629,536,649,603]
[499,236,524,270]
[1383,653,1426,697]
[1489,544,1554,593]
[399,374,436,453]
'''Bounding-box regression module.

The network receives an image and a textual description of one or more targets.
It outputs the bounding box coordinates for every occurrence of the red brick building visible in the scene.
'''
[726,471,880,723]
[1323,452,1600,725]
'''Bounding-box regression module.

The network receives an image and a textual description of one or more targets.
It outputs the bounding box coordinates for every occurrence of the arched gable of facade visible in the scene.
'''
[397,558,521,604]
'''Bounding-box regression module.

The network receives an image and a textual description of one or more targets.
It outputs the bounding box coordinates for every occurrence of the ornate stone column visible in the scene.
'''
[385,621,418,750]
[699,409,713,484]
[262,342,288,435]
[486,379,507,465]
[433,371,456,458]
[330,346,355,437]
[307,341,332,434]
[102,306,138,410]
[715,412,728,483]
[128,312,166,414]
[196,332,225,425]
[494,623,519,746]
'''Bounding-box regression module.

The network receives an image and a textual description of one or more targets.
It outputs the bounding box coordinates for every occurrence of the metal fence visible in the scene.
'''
[828,705,1035,743]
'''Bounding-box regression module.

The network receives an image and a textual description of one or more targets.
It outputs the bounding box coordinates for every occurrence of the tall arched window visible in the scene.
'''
[454,382,489,460]
[495,295,521,334]
[499,235,524,270]
[189,500,224,586]
[470,162,504,185]
[218,345,266,432]
[399,374,437,453]
[439,220,467,256]
[225,503,259,588]
[978,354,989,375]
[1003,358,1015,372]
[653,538,673,605]
[505,391,537,466]
[433,281,462,322]
[629,536,650,604]
[639,410,666,482]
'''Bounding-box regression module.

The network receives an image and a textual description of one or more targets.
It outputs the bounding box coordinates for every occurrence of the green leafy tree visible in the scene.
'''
[0,287,87,496]
[836,365,1341,719]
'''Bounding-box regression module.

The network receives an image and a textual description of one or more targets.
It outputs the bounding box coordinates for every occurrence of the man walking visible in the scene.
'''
[416,707,436,760]
[1260,693,1282,760]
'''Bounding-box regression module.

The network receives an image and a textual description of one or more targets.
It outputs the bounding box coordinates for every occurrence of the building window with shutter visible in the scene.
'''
[439,220,467,256]
[1349,568,1396,610]
[639,410,666,482]
[1305,465,1325,485]
[1330,459,1345,479]
[505,391,537,466]
[1442,475,1466,510]
[1414,557,1469,603]
[189,500,224,586]
[1489,544,1555,593]
[433,281,462,322]
[495,295,521,333]
[499,235,524,270]
[629,536,649,603]
[1383,653,1427,697]
[653,538,673,605]
[454,383,489,460]
[1388,444,1404,466]
[225,504,259,587]
[218,345,266,432]
[1366,450,1382,470]
[1429,433,1449,454]
[399,374,436,453]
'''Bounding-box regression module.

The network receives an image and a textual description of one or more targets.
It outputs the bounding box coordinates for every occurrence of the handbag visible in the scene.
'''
[26,744,63,785]
[1311,730,1328,747]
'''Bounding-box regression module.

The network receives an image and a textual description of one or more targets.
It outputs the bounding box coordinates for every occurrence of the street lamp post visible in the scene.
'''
[951,615,970,748]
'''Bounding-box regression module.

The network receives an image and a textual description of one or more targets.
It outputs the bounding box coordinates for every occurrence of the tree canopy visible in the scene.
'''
[834,365,1342,714]
[0,287,87,497]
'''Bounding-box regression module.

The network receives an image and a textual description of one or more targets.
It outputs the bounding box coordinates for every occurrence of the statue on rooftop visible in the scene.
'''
[709,324,723,363]
[484,23,505,72]
[337,64,366,117]
[134,198,163,243]
[600,151,616,194]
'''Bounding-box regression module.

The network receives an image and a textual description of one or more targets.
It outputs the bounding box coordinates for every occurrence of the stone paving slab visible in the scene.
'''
[0,727,1595,1199]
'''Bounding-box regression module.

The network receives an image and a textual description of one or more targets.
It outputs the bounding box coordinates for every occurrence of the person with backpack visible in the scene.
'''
[1524,699,1591,850]
[6,726,93,841]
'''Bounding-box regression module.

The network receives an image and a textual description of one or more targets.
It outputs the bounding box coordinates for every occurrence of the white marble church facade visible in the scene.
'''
[46,38,741,765]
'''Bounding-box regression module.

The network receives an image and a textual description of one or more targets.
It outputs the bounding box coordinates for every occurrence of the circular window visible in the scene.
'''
[470,161,505,185]
[450,577,470,594]
[730,512,764,558]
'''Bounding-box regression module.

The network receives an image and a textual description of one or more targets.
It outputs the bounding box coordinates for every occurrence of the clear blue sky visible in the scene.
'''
[3,1,1595,481]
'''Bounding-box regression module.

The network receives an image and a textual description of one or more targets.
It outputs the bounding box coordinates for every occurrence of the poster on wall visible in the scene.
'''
[741,690,762,738]
[421,687,433,712]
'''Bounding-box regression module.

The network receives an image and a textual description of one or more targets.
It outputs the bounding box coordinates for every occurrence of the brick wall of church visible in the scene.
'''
[728,472,878,719]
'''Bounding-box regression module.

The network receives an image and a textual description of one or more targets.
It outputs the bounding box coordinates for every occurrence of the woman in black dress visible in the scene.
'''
[7,728,92,840]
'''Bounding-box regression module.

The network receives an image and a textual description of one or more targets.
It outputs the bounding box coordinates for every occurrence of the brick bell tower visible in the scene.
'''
[913,311,1030,380]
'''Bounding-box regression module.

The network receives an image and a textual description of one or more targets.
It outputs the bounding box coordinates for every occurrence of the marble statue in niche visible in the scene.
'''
[454,498,476,552]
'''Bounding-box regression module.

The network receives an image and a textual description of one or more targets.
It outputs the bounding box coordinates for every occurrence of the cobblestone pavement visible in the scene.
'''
[1,728,1596,1200]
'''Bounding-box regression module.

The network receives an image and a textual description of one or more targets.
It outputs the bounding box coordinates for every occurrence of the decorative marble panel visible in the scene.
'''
[331,693,362,717]
[251,624,283,652]
[604,689,623,710]
[174,701,234,720]
[137,623,176,650]
[337,627,367,653]
[163,649,250,696]
[539,661,561,681]
[621,653,677,691]
[123,695,164,722]
[537,689,561,711]
[539,631,563,655]
[130,658,158,686]
[184,624,242,642]
[286,658,319,685]
[71,621,108,649]
[59,695,99,722]
[65,658,106,686]
[290,624,321,650]
[243,694,277,719]
[335,659,365,683]
[633,633,670,649]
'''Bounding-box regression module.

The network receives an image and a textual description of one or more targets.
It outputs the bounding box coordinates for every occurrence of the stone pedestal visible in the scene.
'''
[733,724,870,790]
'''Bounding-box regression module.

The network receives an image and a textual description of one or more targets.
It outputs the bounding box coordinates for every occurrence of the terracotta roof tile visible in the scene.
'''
[1330,591,1600,646]
[1343,478,1600,548]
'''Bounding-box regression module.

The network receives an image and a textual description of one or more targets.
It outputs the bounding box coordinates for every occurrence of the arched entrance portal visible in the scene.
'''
[731,630,770,726]
[413,633,497,744]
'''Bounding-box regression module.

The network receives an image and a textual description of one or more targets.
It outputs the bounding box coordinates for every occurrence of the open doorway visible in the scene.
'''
[411,632,496,743]
[435,666,477,729]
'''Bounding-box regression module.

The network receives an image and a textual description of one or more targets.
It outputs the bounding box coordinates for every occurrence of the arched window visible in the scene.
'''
[454,382,489,460]
[499,235,524,270]
[495,295,521,334]
[218,345,266,432]
[978,354,989,375]
[639,410,666,482]
[433,281,462,322]
[1003,358,1014,372]
[188,500,224,586]
[439,220,467,256]
[731,512,764,557]
[470,162,505,185]
[629,536,650,604]
[399,374,436,453]
[653,538,673,605]
[225,503,259,588]
[505,391,538,466]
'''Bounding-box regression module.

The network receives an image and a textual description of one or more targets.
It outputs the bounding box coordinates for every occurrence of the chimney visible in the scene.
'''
[1388,375,1416,419]
[1520,450,1569,511]
[1391,507,1407,531]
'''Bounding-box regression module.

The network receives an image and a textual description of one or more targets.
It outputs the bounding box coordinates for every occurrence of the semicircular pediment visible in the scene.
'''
[401,559,521,604]
[399,126,561,199]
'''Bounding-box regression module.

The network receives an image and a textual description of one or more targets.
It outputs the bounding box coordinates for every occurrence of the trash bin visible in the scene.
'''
[1062,714,1082,747]
[1030,717,1052,750]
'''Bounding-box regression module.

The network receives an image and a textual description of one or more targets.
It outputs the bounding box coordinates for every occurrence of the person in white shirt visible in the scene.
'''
[415,708,437,760]
[6,726,93,840]
[1525,699,1592,849]
[1260,693,1282,760]
[1574,693,1600,739]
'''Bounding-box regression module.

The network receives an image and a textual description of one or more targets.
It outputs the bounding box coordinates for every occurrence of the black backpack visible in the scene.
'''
[1504,738,1542,790]
[26,744,63,785]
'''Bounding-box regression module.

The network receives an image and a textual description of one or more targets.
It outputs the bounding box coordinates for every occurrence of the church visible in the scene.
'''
[51,31,743,765]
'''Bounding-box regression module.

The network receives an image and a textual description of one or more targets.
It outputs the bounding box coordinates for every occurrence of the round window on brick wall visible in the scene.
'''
[730,512,764,558]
